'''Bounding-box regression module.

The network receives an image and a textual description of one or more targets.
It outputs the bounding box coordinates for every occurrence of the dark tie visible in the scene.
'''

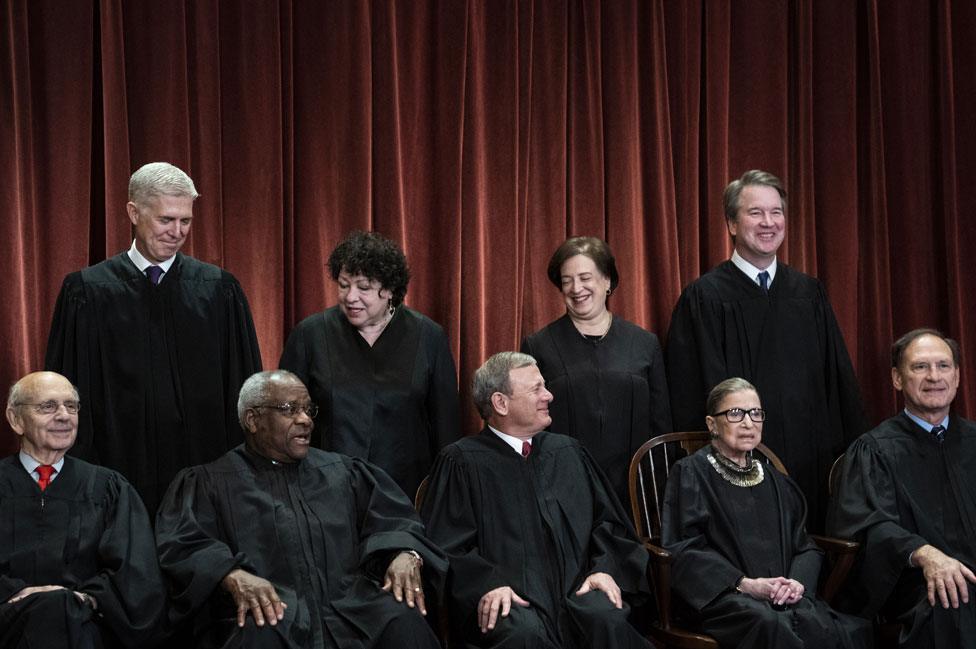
[521,440,532,458]
[146,265,164,285]
[931,425,946,444]
[36,464,56,491]
[758,270,770,293]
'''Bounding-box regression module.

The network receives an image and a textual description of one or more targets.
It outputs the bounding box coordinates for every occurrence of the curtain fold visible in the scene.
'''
[2,0,973,453]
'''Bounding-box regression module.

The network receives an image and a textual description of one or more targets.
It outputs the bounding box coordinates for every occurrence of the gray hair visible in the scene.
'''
[706,377,759,417]
[237,370,302,428]
[128,162,199,208]
[7,372,80,409]
[472,352,538,420]
[723,169,786,222]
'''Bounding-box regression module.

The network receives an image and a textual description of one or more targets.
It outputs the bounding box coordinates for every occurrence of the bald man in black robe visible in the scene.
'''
[1,371,164,649]
[421,352,651,649]
[829,329,976,649]
[155,370,446,649]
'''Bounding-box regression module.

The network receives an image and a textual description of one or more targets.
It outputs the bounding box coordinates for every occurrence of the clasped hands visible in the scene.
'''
[6,585,97,610]
[221,551,426,628]
[737,576,804,606]
[477,572,622,634]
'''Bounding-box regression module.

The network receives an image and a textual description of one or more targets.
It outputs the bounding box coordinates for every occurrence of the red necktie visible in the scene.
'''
[521,441,532,458]
[36,465,56,491]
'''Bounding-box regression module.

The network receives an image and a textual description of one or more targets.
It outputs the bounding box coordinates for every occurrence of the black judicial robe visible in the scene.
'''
[827,414,976,648]
[155,446,448,649]
[665,261,866,530]
[45,252,262,513]
[420,430,651,649]
[662,447,869,649]
[0,455,165,648]
[520,315,672,504]
[279,305,460,501]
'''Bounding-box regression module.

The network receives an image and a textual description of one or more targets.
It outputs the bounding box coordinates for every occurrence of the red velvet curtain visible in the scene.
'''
[2,0,974,454]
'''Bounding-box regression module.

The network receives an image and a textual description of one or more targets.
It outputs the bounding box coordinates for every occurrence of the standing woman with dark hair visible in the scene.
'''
[280,230,460,499]
[520,236,671,504]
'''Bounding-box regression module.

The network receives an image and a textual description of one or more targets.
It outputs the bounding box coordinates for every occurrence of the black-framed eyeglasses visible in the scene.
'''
[16,400,82,415]
[253,402,319,419]
[710,407,765,423]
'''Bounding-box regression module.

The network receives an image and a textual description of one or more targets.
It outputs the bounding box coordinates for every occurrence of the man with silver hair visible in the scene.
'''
[0,371,164,648]
[45,162,261,514]
[421,352,652,649]
[155,370,446,649]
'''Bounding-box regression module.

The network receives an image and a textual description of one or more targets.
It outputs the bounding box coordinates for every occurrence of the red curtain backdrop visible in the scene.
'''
[2,0,974,454]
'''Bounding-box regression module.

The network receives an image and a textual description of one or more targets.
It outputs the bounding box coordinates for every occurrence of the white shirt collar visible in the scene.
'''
[19,451,65,482]
[127,240,177,274]
[731,249,777,287]
[488,425,536,455]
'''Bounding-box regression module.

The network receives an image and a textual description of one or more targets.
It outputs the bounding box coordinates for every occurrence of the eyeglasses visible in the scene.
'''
[16,400,82,415]
[711,407,765,423]
[253,402,319,419]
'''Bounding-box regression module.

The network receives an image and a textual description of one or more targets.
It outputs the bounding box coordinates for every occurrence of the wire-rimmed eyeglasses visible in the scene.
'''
[16,400,81,415]
[253,402,319,419]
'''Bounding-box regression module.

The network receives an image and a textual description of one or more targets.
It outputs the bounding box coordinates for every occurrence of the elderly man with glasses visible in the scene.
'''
[155,369,446,649]
[0,371,165,648]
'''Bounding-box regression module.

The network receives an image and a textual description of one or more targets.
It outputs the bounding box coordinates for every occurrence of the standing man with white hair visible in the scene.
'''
[45,162,262,513]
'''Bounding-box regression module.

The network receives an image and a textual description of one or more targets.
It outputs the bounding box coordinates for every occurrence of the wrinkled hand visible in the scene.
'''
[912,544,976,609]
[738,576,804,606]
[6,584,65,604]
[382,551,427,615]
[575,572,623,609]
[221,568,286,628]
[478,587,530,633]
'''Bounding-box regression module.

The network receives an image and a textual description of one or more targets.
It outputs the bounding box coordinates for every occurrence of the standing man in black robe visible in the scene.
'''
[828,328,976,648]
[45,162,262,513]
[1,371,164,648]
[155,370,447,649]
[666,169,866,531]
[420,351,652,649]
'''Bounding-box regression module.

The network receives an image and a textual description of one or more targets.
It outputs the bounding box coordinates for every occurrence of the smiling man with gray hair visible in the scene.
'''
[45,161,262,514]
[0,371,164,648]
[421,352,651,649]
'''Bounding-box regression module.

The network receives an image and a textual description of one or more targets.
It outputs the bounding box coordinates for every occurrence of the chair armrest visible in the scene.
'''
[642,538,675,629]
[810,534,859,554]
[810,534,859,605]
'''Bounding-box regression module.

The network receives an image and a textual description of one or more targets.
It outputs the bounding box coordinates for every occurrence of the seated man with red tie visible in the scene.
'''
[0,371,164,648]
[420,352,652,648]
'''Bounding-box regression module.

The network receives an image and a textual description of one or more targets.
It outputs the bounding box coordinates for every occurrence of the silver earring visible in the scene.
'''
[606,288,612,296]
[388,302,395,316]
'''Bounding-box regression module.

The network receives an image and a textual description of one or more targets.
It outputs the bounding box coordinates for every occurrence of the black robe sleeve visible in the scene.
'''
[81,475,167,647]
[665,285,722,432]
[154,466,245,627]
[826,436,928,616]
[662,458,746,610]
[418,449,506,612]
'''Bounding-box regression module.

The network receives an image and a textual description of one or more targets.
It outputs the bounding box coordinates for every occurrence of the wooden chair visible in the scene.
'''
[628,432,859,649]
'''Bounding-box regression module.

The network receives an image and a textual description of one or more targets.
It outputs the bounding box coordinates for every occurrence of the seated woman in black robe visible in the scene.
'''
[279,230,460,500]
[661,377,870,649]
[520,236,671,504]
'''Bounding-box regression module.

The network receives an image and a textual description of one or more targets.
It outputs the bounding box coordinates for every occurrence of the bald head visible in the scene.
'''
[6,372,80,464]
